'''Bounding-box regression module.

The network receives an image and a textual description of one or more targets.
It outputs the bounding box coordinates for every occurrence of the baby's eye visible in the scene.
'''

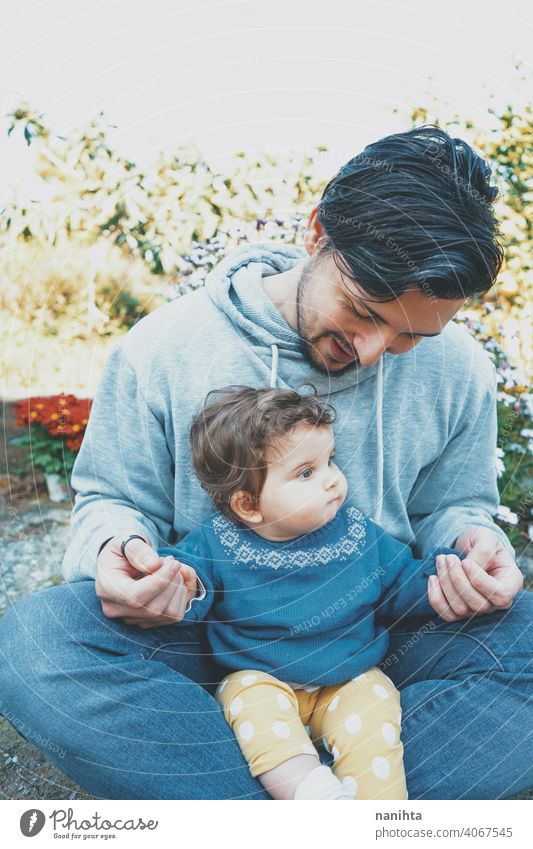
[298,468,313,479]
[328,455,336,466]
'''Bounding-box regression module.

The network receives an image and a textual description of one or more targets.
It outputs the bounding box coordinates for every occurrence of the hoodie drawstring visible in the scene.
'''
[270,343,279,388]
[374,356,384,524]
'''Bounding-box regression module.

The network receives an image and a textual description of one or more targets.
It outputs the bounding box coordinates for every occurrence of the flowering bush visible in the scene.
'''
[11,394,92,479]
[495,384,533,549]
[456,310,532,549]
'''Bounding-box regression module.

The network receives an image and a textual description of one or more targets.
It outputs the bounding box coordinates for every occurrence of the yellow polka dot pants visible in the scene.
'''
[216,667,407,799]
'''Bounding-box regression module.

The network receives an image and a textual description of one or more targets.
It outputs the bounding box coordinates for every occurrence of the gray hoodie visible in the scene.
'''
[62,242,511,581]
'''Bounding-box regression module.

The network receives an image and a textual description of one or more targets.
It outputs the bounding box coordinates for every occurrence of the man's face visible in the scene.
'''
[295,251,465,374]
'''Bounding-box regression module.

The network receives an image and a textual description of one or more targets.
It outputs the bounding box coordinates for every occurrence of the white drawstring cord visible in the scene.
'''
[374,356,384,524]
[270,343,279,388]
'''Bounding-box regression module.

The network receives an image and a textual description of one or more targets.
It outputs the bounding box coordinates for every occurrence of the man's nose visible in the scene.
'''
[354,328,393,367]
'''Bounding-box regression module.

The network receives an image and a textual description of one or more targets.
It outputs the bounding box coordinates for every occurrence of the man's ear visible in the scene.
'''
[230,491,263,524]
[303,205,326,256]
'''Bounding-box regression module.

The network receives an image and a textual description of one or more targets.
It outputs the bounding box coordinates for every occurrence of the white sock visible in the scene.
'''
[293,765,351,800]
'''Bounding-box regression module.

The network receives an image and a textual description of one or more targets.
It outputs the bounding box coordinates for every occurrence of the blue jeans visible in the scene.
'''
[0,581,531,799]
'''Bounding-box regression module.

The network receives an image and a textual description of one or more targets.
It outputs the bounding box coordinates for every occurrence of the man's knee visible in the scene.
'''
[0,582,101,696]
[479,589,533,676]
[384,591,533,686]
[503,588,533,627]
[1,581,99,652]
[449,589,533,678]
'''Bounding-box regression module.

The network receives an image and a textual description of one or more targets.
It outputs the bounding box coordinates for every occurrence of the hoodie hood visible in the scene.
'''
[205,241,381,394]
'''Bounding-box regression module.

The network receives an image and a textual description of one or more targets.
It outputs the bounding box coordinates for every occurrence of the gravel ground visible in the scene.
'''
[1,481,531,801]
[0,488,97,799]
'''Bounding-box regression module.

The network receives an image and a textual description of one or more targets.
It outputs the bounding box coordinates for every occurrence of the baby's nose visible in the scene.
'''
[325,470,339,490]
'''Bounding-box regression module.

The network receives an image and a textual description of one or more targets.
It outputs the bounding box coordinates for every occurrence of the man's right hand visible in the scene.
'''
[95,536,198,629]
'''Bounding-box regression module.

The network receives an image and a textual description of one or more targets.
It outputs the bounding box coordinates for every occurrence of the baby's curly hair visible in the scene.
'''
[189,386,336,523]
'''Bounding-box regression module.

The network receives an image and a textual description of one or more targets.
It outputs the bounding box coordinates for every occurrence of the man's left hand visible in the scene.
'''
[428,526,524,622]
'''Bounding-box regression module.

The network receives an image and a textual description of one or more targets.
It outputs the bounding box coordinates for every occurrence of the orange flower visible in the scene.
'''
[66,436,83,452]
[13,394,93,456]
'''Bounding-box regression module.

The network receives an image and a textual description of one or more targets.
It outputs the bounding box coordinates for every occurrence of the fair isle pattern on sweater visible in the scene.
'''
[211,505,367,570]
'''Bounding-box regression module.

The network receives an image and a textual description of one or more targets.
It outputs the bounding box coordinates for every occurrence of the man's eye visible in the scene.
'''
[350,304,372,321]
[298,468,313,479]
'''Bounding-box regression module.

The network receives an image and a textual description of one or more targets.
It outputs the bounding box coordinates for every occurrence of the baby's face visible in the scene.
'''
[255,423,348,541]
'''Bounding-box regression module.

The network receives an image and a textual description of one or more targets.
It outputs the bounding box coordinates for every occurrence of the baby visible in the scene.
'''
[159,386,462,801]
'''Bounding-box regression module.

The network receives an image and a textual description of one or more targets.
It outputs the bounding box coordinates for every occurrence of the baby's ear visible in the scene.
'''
[230,490,263,524]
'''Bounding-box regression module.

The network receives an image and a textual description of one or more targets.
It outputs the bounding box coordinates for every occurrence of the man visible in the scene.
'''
[0,126,530,800]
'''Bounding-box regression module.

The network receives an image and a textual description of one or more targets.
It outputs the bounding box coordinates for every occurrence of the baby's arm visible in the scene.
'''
[158,527,217,622]
[373,521,463,622]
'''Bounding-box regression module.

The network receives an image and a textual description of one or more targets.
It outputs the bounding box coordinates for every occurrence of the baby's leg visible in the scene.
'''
[311,668,407,799]
[216,671,348,800]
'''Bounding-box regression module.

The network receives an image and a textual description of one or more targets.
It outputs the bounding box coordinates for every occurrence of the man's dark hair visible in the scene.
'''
[189,385,336,523]
[316,125,504,301]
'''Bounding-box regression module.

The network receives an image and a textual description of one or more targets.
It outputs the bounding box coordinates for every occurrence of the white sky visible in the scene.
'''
[0,0,531,198]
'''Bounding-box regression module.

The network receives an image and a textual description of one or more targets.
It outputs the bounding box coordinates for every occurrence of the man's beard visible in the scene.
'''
[295,257,359,377]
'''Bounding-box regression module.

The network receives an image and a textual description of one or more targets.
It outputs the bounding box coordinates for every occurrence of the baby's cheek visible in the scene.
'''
[287,494,310,519]
[298,489,319,511]
[302,498,325,523]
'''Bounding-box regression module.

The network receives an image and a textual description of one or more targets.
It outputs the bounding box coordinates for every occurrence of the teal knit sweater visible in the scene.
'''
[159,500,459,687]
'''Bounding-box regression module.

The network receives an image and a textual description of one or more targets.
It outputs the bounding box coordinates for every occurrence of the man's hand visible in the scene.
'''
[95,536,198,629]
[428,527,524,622]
